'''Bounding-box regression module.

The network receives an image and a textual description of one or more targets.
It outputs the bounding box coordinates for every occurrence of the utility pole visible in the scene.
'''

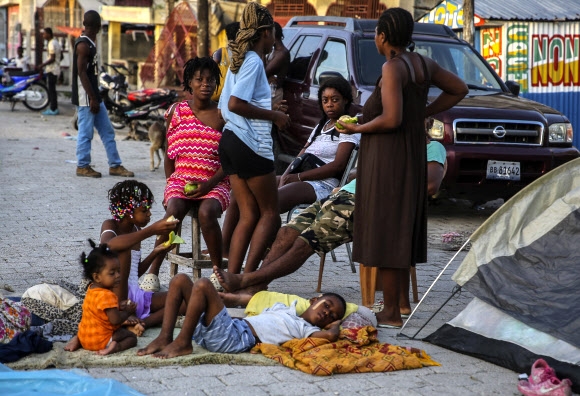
[463,0,474,46]
[198,0,209,57]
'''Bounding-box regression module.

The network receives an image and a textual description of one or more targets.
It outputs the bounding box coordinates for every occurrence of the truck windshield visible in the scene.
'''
[356,38,503,91]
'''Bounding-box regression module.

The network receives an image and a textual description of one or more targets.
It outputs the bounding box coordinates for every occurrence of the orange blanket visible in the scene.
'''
[252,326,440,375]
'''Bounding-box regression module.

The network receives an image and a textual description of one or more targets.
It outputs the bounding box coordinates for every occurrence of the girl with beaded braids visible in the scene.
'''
[216,2,291,275]
[147,56,231,277]
[337,7,468,328]
[100,181,181,324]
[65,182,181,352]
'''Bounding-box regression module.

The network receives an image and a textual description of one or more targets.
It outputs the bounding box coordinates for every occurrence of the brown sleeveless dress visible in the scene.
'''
[353,53,429,268]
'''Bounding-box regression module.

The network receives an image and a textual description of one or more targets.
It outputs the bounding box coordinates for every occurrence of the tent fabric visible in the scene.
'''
[452,158,580,347]
[426,157,580,393]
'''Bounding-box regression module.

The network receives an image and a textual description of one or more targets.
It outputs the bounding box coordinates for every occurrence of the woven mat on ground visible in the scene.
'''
[252,326,440,375]
[6,327,275,370]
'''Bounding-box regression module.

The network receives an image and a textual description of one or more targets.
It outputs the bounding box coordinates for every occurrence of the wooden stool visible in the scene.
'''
[167,204,226,280]
[359,264,419,307]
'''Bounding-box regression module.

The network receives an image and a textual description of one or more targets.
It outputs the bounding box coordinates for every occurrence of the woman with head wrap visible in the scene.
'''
[217,3,291,275]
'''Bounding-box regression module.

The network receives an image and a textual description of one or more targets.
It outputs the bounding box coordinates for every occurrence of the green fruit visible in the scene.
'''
[184,183,198,194]
[163,231,186,247]
[335,115,358,130]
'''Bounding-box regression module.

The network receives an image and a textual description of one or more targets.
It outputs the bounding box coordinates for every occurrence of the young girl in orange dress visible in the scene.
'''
[77,239,137,355]
[147,57,230,273]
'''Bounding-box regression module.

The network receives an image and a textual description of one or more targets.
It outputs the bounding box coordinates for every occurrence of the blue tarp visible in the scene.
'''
[0,363,143,396]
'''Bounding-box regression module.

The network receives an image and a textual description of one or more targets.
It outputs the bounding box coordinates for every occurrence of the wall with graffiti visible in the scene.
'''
[479,22,580,147]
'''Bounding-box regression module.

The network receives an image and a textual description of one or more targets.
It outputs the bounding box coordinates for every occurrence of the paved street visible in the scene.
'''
[0,99,520,395]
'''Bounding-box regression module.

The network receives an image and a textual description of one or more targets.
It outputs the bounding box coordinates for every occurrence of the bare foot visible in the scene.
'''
[123,315,140,326]
[219,290,253,307]
[97,340,119,355]
[64,335,81,352]
[127,323,145,337]
[212,265,242,292]
[137,335,172,356]
[153,339,193,359]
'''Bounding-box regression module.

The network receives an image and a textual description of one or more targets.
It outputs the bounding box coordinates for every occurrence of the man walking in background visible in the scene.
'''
[38,27,61,115]
[72,10,134,178]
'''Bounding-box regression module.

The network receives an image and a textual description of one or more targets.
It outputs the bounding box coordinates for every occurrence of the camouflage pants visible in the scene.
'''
[286,190,355,255]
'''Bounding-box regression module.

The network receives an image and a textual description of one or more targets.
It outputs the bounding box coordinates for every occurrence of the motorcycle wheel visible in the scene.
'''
[23,82,50,111]
[109,98,131,129]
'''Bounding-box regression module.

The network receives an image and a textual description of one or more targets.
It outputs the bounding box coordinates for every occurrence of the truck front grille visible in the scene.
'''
[453,119,544,146]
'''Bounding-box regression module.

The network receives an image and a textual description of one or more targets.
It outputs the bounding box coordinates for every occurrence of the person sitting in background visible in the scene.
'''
[425,117,447,197]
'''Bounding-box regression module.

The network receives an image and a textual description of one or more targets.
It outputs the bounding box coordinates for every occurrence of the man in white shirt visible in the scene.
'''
[37,27,61,115]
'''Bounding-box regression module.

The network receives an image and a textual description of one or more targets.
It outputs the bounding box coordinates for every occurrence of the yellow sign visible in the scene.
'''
[101,6,152,24]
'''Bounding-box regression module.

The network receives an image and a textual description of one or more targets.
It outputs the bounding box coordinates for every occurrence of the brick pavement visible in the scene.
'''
[0,100,521,395]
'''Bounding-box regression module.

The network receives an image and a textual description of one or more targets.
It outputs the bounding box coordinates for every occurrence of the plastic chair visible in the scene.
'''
[285,145,359,292]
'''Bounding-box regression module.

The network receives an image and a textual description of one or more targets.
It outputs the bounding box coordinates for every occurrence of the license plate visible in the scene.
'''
[486,160,521,181]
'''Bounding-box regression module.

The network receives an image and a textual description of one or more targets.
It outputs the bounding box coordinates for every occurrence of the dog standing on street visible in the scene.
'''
[148,120,166,171]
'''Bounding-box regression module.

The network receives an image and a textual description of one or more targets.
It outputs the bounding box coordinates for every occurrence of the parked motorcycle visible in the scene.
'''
[0,58,50,111]
[72,63,176,131]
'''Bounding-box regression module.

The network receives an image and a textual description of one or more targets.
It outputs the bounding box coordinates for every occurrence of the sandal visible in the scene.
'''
[140,273,160,292]
[209,273,224,292]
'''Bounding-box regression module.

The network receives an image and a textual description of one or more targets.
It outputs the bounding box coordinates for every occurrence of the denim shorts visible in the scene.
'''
[219,129,274,179]
[192,307,256,353]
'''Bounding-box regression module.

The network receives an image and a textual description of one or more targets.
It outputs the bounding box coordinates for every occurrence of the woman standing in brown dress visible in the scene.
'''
[338,8,467,328]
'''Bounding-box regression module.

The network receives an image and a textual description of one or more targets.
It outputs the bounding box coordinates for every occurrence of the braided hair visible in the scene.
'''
[108,180,154,221]
[80,239,118,281]
[182,56,221,94]
[376,8,415,58]
[229,2,274,73]
[311,76,353,141]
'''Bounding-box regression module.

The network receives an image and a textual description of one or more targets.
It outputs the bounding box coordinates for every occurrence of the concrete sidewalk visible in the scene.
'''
[0,102,521,395]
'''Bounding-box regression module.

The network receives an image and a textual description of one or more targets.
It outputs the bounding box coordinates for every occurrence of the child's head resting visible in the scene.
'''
[302,292,347,328]
[80,238,119,283]
[108,180,154,221]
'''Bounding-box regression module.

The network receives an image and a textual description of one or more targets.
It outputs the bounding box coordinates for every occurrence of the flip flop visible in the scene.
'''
[401,313,410,319]
[377,323,402,329]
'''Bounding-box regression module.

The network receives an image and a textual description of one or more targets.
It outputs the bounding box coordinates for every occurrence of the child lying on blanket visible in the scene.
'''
[137,274,346,359]
[221,290,377,329]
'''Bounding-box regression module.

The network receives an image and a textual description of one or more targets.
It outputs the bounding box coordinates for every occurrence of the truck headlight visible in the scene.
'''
[428,119,445,139]
[549,123,573,143]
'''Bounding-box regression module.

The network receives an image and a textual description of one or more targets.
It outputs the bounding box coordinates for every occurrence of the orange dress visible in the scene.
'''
[78,286,120,351]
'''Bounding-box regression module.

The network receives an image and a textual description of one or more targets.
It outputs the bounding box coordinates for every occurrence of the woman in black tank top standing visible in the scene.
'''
[337,8,468,328]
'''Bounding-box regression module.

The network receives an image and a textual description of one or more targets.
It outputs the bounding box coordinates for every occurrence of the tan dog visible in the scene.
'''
[148,120,166,171]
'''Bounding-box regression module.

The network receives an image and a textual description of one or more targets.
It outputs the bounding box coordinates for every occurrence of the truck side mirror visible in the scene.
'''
[505,80,520,97]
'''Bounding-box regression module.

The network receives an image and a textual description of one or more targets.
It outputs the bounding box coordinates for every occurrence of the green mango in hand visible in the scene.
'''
[184,183,198,194]
[335,115,358,130]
